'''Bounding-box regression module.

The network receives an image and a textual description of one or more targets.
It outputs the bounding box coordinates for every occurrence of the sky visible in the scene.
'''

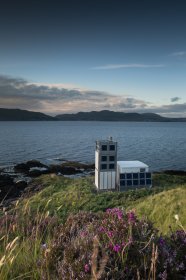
[0,0,186,117]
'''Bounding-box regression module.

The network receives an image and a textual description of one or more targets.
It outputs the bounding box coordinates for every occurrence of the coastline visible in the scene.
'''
[1,159,186,207]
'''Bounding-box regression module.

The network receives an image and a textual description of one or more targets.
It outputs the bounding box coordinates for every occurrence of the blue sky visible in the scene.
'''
[0,0,186,117]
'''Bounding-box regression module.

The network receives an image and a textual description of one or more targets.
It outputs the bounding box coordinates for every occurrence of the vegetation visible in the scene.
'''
[0,173,185,279]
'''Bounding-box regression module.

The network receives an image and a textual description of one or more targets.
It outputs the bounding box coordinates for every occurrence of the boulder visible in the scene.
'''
[48,164,80,175]
[14,160,47,173]
[14,163,30,173]
[15,180,27,190]
[0,175,18,200]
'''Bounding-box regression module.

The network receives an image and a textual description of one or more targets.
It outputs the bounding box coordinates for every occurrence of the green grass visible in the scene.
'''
[16,173,186,233]
[128,186,186,234]
[0,173,186,279]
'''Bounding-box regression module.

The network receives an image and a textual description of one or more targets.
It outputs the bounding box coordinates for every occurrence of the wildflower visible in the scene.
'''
[113,244,121,252]
[174,214,179,221]
[158,270,167,280]
[84,263,90,273]
[159,237,166,247]
[80,231,87,237]
[99,226,105,232]
[127,211,136,223]
[107,231,113,237]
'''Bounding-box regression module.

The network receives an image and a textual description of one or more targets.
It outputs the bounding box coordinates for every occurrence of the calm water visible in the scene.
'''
[0,121,186,171]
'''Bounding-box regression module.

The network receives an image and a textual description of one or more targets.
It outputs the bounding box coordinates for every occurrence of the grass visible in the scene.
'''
[0,173,185,279]
[15,173,186,232]
[128,186,186,234]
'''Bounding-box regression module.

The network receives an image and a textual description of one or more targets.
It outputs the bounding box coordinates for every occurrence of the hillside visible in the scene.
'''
[16,173,186,232]
[0,108,55,121]
[56,110,186,122]
[1,108,186,121]
[0,173,185,279]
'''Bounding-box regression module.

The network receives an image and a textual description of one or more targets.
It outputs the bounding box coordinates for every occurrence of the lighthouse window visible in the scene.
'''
[146,173,151,179]
[109,163,115,169]
[140,179,145,185]
[109,145,115,151]
[133,180,138,186]
[140,173,145,179]
[133,173,138,179]
[126,173,132,179]
[120,173,125,179]
[120,180,126,186]
[127,180,132,186]
[101,156,107,161]
[101,164,107,170]
[102,145,107,151]
[109,156,115,161]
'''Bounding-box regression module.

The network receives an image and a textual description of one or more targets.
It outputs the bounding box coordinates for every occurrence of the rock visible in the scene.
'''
[26,160,47,168]
[14,163,30,173]
[0,175,28,201]
[29,169,47,177]
[0,174,18,200]
[14,160,47,173]
[0,174,14,187]
[48,164,83,175]
[60,161,95,170]
[15,180,27,190]
[61,166,82,175]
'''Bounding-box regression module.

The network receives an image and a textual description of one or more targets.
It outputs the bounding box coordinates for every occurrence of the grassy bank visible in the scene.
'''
[18,173,186,232]
[0,173,185,279]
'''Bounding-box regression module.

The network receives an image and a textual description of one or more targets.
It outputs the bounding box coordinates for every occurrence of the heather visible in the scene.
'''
[0,173,186,279]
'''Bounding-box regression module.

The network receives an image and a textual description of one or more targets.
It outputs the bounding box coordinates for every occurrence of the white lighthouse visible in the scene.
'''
[95,137,117,190]
[95,137,152,191]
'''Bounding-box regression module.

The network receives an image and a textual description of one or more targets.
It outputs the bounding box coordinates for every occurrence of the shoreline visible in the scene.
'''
[1,159,186,206]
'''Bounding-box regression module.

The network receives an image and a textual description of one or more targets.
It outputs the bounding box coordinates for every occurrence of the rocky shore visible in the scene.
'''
[1,159,186,206]
[0,160,95,205]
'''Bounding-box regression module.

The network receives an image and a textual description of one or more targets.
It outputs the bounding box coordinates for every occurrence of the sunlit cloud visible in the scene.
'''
[91,64,165,70]
[0,74,186,117]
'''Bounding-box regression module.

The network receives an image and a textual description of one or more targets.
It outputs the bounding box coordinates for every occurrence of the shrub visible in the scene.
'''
[45,208,186,279]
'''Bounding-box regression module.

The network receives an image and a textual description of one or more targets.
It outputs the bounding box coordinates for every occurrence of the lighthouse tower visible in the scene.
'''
[95,137,117,191]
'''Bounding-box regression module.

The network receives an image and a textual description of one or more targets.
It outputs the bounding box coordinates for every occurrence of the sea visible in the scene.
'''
[0,121,186,171]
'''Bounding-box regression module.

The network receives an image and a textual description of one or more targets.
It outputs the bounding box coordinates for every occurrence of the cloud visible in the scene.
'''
[92,64,165,70]
[170,51,186,57]
[136,103,186,118]
[0,74,186,117]
[171,97,181,102]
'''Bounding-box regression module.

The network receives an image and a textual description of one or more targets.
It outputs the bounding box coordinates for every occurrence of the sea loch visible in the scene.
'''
[0,121,186,171]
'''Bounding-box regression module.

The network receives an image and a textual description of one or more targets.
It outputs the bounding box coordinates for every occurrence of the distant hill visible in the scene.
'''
[1,108,186,121]
[0,108,55,121]
[56,110,186,122]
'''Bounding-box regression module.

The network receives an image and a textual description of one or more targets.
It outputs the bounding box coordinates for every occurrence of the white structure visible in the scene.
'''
[117,161,152,191]
[95,137,117,190]
[95,139,152,191]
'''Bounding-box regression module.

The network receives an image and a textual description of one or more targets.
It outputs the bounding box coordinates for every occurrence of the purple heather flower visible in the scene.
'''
[107,231,113,237]
[127,211,136,223]
[80,231,87,237]
[106,208,112,214]
[113,244,121,252]
[99,226,105,232]
[159,237,166,247]
[158,270,167,280]
[84,264,90,273]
